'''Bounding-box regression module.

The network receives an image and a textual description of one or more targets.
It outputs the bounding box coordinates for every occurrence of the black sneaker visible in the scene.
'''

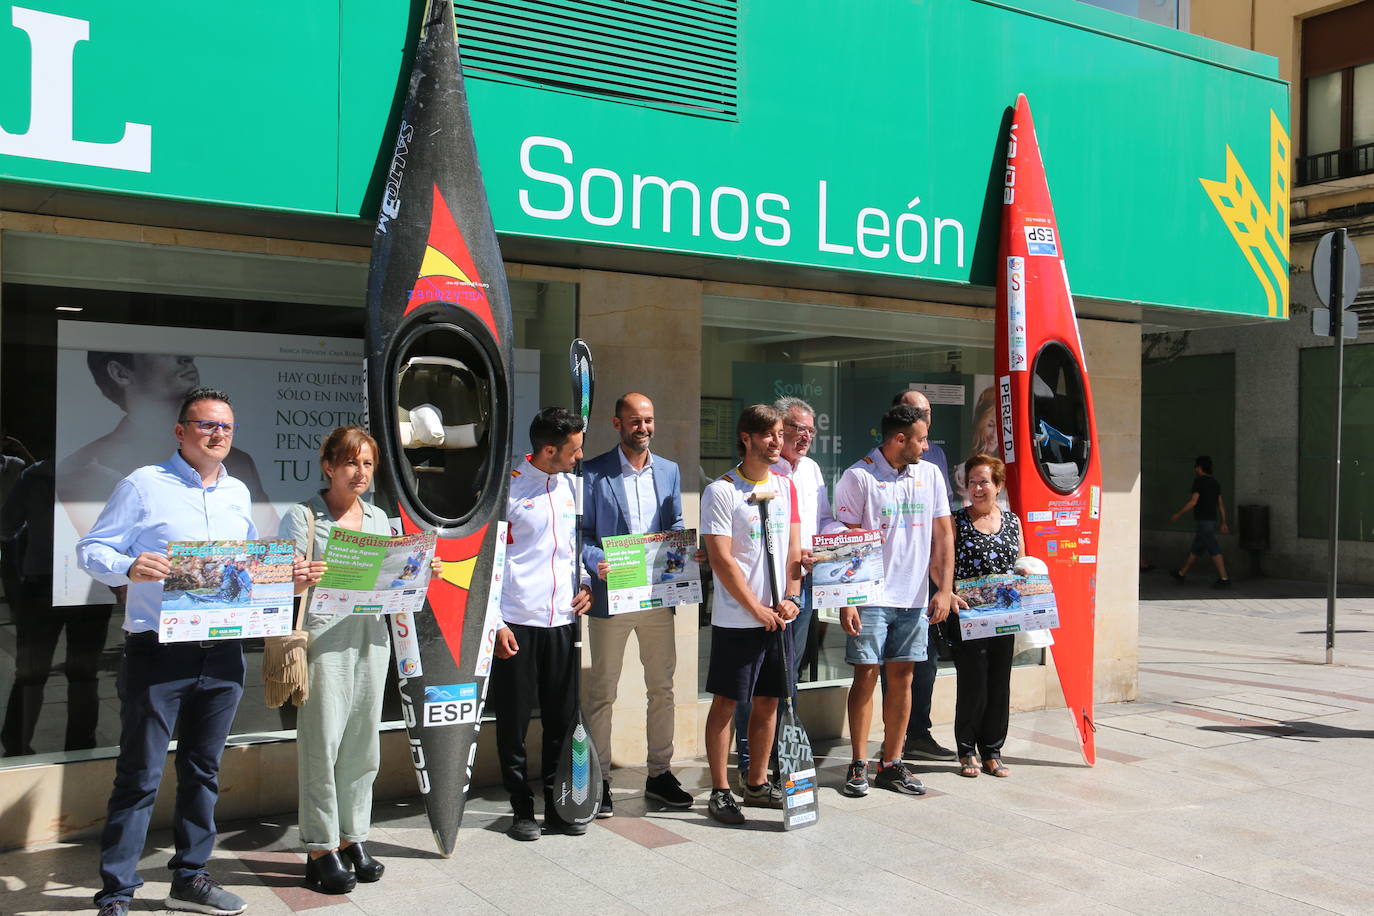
[843,760,869,797]
[1211,578,1233,589]
[507,815,540,841]
[740,780,784,809]
[903,732,957,761]
[708,788,745,825]
[645,771,693,809]
[166,873,246,915]
[874,760,926,796]
[544,810,589,836]
[597,779,614,818]
[1171,570,1185,582]
[97,901,129,916]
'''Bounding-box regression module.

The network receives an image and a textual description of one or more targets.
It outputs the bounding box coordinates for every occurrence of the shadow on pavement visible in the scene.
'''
[1199,720,1374,741]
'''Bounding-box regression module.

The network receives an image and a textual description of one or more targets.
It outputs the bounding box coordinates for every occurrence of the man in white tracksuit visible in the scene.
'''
[491,407,592,842]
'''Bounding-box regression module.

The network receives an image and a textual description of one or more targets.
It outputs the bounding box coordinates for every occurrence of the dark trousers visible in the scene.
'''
[734,591,809,770]
[96,634,245,906]
[2,579,113,756]
[905,624,941,739]
[951,633,1014,759]
[488,623,576,818]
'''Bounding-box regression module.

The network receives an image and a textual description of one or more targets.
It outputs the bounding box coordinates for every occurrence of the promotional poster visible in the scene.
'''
[603,528,702,614]
[953,573,1059,640]
[53,320,363,606]
[158,538,295,642]
[309,528,437,616]
[810,529,883,608]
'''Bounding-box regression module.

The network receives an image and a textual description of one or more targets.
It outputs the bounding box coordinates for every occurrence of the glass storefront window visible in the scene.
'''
[695,295,1042,695]
[0,232,575,768]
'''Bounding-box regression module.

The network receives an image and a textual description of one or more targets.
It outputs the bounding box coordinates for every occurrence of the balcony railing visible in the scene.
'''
[1297,142,1374,185]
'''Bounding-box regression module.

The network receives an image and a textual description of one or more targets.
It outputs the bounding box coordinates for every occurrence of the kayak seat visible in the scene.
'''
[1044,460,1081,491]
[398,403,480,450]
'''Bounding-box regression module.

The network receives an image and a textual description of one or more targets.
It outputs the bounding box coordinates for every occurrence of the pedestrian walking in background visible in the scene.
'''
[1170,455,1231,589]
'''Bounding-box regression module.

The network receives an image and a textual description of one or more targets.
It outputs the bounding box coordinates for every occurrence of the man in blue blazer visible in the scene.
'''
[580,393,694,816]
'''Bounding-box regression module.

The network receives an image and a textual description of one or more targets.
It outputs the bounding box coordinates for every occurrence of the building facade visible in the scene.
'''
[0,0,1285,849]
[1141,0,1374,583]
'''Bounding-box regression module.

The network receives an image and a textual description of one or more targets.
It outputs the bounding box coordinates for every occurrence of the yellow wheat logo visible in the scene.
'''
[1199,111,1291,318]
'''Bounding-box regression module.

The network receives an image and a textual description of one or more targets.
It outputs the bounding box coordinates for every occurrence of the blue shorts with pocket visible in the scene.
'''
[845,606,928,665]
[1190,519,1222,558]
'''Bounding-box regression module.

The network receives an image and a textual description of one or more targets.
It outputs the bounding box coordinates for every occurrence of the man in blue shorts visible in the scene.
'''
[833,403,954,797]
[700,404,802,825]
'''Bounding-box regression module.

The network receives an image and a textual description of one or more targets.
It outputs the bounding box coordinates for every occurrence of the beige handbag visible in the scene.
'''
[263,510,315,707]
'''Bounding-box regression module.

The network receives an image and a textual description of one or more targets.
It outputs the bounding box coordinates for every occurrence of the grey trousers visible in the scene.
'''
[297,611,390,850]
[586,608,676,775]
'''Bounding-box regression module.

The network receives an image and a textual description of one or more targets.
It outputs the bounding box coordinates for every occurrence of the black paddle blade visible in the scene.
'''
[552,710,602,824]
[777,699,819,830]
[569,338,594,423]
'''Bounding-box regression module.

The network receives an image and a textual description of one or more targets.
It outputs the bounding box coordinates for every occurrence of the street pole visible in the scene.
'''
[1325,227,1346,665]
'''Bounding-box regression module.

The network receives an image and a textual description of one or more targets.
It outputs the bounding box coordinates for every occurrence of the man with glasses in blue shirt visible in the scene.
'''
[78,387,263,916]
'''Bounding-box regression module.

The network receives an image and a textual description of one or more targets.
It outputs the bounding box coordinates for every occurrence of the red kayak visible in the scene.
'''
[995,94,1101,766]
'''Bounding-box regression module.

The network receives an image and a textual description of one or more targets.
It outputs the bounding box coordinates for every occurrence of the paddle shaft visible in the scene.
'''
[756,497,795,702]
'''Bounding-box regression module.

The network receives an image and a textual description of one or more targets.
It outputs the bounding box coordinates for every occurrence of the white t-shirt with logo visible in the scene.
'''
[833,448,950,608]
[771,454,839,549]
[700,467,799,629]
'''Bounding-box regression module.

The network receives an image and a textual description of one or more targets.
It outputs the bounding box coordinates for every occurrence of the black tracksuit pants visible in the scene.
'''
[489,622,576,818]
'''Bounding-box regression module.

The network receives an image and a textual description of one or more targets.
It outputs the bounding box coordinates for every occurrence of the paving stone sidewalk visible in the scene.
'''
[4,575,1372,915]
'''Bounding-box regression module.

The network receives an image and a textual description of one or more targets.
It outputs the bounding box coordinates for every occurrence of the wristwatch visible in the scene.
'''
[783,594,803,606]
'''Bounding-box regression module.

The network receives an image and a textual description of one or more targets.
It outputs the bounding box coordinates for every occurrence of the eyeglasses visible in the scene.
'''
[784,421,816,436]
[181,420,237,435]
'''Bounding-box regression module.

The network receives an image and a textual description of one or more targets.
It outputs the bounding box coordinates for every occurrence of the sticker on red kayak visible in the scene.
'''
[1025,225,1059,257]
[1007,256,1027,372]
[999,375,1015,464]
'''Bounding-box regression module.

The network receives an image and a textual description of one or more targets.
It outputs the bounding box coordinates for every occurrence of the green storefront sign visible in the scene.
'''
[0,0,1289,317]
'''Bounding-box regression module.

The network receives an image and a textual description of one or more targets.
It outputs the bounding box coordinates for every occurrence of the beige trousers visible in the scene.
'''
[586,607,676,775]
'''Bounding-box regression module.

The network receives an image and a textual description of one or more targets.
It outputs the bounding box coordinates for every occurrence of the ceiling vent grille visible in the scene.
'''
[456,0,739,120]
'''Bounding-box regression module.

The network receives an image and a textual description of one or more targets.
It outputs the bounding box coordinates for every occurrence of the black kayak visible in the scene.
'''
[363,0,514,857]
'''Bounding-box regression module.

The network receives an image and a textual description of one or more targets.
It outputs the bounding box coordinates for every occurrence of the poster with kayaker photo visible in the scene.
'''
[158,539,296,642]
[953,572,1059,640]
[307,528,438,616]
[603,528,702,614]
[811,529,883,608]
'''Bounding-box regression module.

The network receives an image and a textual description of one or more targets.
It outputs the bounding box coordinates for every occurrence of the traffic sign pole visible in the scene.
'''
[1325,228,1347,664]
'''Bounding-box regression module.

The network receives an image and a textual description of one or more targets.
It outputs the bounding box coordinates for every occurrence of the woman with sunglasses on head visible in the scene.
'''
[943,453,1024,779]
[280,426,394,894]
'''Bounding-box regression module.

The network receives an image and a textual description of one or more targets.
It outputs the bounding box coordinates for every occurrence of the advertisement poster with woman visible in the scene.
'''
[52,321,362,605]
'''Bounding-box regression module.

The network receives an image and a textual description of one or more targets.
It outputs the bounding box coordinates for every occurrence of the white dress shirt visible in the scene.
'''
[618,447,657,536]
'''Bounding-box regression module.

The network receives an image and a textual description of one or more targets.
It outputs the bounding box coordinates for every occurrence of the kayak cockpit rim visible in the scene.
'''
[1029,340,1093,495]
[386,311,507,531]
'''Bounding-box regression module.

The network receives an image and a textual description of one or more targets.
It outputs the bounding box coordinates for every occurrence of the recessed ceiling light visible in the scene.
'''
[55,306,83,312]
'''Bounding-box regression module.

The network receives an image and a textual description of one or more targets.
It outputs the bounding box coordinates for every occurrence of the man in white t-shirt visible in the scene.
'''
[833,403,954,798]
[892,388,957,763]
[700,404,802,826]
[732,396,838,784]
